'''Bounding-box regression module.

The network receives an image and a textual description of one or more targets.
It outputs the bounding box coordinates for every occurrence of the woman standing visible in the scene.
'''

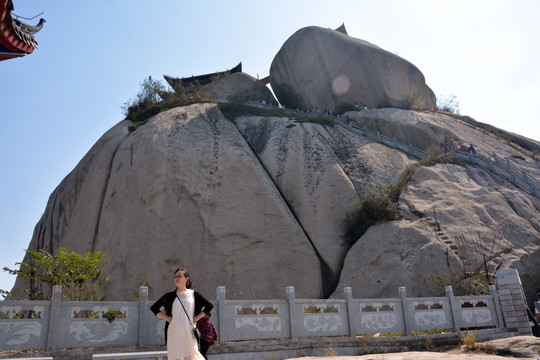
[150,267,214,360]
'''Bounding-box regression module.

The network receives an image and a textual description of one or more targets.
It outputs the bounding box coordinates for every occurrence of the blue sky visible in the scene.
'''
[1,0,539,293]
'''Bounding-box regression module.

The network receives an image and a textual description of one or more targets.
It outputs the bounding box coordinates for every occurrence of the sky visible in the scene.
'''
[1,0,539,294]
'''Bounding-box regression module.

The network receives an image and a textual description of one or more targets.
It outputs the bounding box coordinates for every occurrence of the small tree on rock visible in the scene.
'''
[3,248,111,300]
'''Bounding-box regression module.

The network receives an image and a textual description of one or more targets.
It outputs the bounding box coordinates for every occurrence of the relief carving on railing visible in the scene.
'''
[69,306,129,344]
[303,314,342,332]
[301,304,342,333]
[412,301,448,327]
[0,305,45,346]
[69,321,128,343]
[359,302,398,331]
[460,300,492,325]
[234,304,281,332]
[1,322,42,346]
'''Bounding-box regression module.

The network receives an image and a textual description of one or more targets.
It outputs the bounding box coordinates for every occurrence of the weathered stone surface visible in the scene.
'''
[270,26,435,111]
[343,108,449,151]
[332,218,464,299]
[334,162,540,300]
[11,98,540,304]
[235,116,414,292]
[202,72,278,105]
[12,103,323,300]
[343,108,540,180]
[399,164,540,301]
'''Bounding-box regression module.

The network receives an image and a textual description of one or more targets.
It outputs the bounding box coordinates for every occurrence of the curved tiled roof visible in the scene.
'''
[164,62,242,93]
[0,0,45,61]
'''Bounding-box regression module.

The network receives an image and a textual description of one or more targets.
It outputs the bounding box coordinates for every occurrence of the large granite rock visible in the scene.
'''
[11,97,540,303]
[12,103,323,300]
[202,72,278,105]
[235,116,414,292]
[333,163,540,301]
[332,218,464,299]
[343,108,450,151]
[270,26,436,111]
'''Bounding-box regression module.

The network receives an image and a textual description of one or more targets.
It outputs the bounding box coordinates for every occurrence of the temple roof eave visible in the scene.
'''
[164,62,242,93]
[0,0,45,57]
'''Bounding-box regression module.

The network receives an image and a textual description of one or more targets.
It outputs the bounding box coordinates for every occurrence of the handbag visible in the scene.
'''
[176,294,201,345]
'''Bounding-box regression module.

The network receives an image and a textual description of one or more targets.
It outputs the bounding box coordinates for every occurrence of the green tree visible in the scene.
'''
[121,76,166,117]
[3,248,111,300]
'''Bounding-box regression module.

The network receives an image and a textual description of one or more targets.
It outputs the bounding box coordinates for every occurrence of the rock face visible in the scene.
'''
[235,116,414,292]
[202,72,278,105]
[333,162,540,300]
[333,218,464,299]
[343,108,450,151]
[270,26,436,111]
[9,23,540,307]
[12,101,540,303]
[13,104,324,300]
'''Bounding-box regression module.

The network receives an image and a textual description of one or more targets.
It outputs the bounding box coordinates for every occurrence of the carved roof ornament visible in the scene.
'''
[0,0,45,61]
[12,17,45,48]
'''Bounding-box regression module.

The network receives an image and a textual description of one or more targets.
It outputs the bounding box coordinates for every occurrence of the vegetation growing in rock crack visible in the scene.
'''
[400,90,423,110]
[335,102,357,115]
[122,76,216,130]
[218,102,295,121]
[344,148,468,245]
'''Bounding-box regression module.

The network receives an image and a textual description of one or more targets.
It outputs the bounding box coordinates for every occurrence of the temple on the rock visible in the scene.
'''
[0,0,45,61]
[164,62,242,93]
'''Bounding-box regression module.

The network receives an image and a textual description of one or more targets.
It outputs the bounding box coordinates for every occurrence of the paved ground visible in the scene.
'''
[286,336,540,360]
[286,353,532,360]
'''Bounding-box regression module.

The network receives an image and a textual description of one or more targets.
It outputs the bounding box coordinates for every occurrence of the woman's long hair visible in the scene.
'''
[174,267,193,289]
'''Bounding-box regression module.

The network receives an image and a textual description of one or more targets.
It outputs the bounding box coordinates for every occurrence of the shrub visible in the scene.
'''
[218,103,294,120]
[400,90,423,110]
[425,336,434,350]
[324,345,336,356]
[122,76,216,129]
[344,188,401,245]
[335,102,357,115]
[461,331,476,350]
[294,114,335,126]
[344,149,468,245]
[125,90,216,128]
[3,248,110,300]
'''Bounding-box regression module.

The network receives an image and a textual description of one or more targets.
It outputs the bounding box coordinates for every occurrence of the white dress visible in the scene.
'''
[167,289,204,360]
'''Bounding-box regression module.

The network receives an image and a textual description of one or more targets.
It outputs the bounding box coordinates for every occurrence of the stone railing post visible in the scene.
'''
[489,284,505,328]
[217,286,227,343]
[445,286,460,332]
[398,287,411,336]
[497,269,532,335]
[138,286,148,346]
[46,285,62,351]
[344,287,356,339]
[286,286,297,339]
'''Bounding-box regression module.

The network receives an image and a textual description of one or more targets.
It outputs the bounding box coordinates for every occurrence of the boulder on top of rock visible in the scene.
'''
[270,25,436,111]
[202,72,278,105]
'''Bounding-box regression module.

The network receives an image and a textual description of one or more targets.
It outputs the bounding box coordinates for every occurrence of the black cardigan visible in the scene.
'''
[150,289,214,343]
